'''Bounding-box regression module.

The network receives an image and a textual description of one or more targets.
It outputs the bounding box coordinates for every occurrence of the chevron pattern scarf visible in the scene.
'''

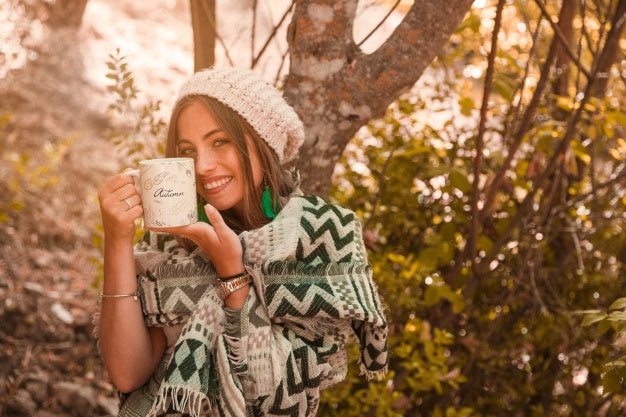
[126,196,388,417]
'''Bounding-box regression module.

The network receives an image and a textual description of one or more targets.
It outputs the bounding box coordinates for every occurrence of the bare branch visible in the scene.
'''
[273,49,289,85]
[356,0,402,48]
[479,14,559,222]
[564,163,626,209]
[469,0,505,274]
[503,10,541,143]
[251,2,295,69]
[534,0,592,79]
[478,7,624,271]
[251,0,258,66]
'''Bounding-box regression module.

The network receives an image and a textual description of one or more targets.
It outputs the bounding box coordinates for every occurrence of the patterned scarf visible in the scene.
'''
[126,196,388,417]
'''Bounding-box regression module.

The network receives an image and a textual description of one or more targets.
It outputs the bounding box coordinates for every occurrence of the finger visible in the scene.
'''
[109,172,136,191]
[128,204,143,218]
[204,204,229,235]
[118,183,141,200]
[146,223,202,236]
[121,195,141,211]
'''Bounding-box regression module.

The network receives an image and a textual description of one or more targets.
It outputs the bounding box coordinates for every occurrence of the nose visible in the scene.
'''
[194,149,218,175]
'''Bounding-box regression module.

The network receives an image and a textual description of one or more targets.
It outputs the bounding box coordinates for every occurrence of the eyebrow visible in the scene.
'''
[177,128,224,144]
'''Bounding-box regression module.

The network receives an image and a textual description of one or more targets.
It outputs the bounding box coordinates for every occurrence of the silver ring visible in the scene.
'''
[124,198,133,209]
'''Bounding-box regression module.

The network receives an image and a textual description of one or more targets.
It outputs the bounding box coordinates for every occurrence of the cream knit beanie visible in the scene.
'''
[176,67,305,163]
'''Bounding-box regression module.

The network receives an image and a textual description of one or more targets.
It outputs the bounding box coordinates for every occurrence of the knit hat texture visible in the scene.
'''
[176,67,304,163]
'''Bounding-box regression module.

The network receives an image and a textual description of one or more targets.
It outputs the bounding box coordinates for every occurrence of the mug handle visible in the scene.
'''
[123,168,141,196]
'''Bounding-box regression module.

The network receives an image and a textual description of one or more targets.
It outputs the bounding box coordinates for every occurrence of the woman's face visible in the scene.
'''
[175,100,263,218]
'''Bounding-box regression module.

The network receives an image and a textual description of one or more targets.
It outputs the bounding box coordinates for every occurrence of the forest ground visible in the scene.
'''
[0,1,192,415]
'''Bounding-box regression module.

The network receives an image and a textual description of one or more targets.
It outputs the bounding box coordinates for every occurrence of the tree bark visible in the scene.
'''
[553,0,575,98]
[190,0,216,72]
[592,0,626,97]
[44,0,89,28]
[283,0,474,196]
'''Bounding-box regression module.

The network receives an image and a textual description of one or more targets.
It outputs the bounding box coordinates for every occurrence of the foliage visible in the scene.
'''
[325,1,626,416]
[0,112,74,226]
[90,49,166,287]
[104,48,167,165]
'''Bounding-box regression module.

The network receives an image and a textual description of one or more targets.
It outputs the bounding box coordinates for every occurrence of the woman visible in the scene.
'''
[97,67,388,417]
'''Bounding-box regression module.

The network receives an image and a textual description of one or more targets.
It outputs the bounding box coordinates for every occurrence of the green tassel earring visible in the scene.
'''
[261,185,279,219]
[197,198,210,224]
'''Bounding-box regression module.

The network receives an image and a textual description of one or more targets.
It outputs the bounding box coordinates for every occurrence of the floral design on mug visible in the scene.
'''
[136,158,197,227]
[152,172,169,186]
[178,162,193,177]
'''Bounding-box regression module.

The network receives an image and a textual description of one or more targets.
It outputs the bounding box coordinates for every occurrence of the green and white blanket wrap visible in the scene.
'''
[122,195,388,417]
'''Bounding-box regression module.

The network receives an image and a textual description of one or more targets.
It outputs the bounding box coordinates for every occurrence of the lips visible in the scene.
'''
[202,176,233,193]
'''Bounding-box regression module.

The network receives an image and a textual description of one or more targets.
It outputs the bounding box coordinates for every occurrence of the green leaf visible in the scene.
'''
[598,319,612,335]
[493,75,515,101]
[581,311,607,326]
[601,368,624,393]
[449,169,471,193]
[459,96,475,116]
[571,139,591,165]
[608,298,626,311]
[476,235,493,253]
[606,311,626,321]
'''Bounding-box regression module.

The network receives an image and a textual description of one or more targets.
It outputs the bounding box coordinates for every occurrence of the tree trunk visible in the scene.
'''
[190,0,216,72]
[553,0,575,98]
[592,0,626,97]
[283,0,474,196]
[44,0,89,28]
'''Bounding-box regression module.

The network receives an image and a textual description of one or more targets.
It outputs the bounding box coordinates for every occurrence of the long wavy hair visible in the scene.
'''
[165,95,296,233]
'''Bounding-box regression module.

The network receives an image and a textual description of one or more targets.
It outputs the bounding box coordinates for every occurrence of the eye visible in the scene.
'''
[213,138,231,148]
[178,147,196,157]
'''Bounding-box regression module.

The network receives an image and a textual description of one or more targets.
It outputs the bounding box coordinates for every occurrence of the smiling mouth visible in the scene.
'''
[203,177,233,191]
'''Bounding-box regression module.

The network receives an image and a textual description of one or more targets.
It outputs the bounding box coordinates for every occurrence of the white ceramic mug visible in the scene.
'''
[126,158,198,228]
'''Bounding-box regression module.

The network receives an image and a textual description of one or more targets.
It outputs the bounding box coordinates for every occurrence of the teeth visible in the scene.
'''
[204,177,232,190]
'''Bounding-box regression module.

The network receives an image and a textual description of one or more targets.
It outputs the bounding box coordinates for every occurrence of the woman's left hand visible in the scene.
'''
[147,204,244,277]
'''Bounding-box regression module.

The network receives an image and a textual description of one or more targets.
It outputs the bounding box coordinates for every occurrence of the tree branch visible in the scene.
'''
[469,0,505,275]
[251,2,295,69]
[533,0,592,80]
[480,19,559,222]
[356,0,401,48]
[478,6,624,271]
[355,0,474,117]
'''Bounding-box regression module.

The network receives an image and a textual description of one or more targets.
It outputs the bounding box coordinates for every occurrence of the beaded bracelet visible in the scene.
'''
[100,291,138,301]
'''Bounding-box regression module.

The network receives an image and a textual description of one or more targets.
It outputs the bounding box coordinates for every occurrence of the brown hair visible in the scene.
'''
[166,95,295,233]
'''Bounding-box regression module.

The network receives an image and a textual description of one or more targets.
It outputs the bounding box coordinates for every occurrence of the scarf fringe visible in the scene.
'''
[153,260,217,281]
[223,333,248,373]
[148,385,211,417]
[261,259,371,279]
[360,363,389,381]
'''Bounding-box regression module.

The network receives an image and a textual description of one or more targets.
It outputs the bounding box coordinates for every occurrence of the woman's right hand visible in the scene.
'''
[98,172,143,242]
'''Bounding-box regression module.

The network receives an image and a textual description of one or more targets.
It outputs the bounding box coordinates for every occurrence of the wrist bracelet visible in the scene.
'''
[218,271,248,282]
[100,291,138,301]
[217,274,252,300]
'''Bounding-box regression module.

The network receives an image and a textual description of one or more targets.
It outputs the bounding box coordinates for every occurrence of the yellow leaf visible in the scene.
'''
[608,148,623,160]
